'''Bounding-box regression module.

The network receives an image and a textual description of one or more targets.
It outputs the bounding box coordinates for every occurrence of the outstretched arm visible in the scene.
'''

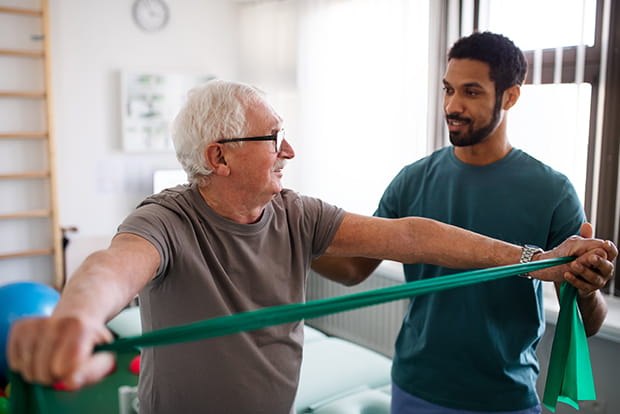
[322,213,616,286]
[315,214,523,285]
[325,213,522,271]
[7,233,160,389]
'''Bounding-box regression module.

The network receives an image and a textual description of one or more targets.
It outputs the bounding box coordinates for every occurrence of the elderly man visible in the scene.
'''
[8,79,616,414]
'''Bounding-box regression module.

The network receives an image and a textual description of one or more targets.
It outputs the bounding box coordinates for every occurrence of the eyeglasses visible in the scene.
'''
[217,129,285,153]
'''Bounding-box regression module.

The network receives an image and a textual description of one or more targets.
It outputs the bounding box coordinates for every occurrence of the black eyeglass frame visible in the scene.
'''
[216,129,284,153]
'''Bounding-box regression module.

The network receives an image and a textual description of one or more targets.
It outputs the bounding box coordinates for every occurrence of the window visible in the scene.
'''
[479,0,597,204]
[483,0,597,49]
[474,0,620,298]
[239,0,431,215]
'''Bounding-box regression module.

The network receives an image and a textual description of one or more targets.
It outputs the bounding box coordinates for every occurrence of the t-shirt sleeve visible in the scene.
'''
[375,167,408,219]
[297,194,346,257]
[546,178,586,249]
[116,203,178,278]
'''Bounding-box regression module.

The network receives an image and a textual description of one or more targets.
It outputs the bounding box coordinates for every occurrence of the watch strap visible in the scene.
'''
[519,244,544,279]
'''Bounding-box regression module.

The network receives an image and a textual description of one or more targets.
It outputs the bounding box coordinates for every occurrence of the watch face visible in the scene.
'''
[133,0,169,32]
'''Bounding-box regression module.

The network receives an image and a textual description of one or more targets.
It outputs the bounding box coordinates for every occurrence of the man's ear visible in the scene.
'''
[502,85,521,110]
[204,144,230,176]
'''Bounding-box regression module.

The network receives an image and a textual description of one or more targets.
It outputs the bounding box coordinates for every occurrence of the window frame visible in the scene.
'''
[461,0,619,296]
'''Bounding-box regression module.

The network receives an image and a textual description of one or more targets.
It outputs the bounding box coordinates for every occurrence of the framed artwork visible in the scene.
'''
[120,71,215,152]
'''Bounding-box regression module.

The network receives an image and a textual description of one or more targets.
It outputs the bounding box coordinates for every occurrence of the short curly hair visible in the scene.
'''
[448,31,527,95]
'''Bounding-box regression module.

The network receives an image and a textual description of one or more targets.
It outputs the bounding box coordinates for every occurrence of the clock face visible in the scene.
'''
[132,0,170,32]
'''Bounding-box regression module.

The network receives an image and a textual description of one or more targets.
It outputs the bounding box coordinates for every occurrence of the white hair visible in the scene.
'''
[171,79,264,187]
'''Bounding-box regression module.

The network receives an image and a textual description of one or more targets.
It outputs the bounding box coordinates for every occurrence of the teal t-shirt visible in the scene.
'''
[375,147,585,411]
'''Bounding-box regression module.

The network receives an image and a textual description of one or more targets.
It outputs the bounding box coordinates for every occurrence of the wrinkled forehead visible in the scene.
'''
[244,97,284,134]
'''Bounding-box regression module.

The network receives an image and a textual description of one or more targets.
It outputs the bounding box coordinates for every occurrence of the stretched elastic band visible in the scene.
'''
[97,257,573,352]
[10,256,592,413]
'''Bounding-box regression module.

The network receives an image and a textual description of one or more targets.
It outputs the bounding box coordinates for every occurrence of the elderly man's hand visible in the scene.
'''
[7,315,115,390]
[532,223,617,289]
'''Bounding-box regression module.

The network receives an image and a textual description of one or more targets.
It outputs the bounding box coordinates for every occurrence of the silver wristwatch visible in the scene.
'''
[518,244,544,279]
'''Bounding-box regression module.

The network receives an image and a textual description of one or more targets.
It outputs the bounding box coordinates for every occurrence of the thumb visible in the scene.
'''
[580,222,593,238]
[54,352,116,391]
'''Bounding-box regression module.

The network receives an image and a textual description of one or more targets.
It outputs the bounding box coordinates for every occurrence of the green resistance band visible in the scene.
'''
[96,257,574,352]
[9,257,594,413]
[542,281,596,411]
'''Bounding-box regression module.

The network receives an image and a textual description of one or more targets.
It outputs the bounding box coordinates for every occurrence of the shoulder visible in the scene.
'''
[277,189,345,221]
[123,184,199,229]
[384,148,450,193]
[509,149,584,227]
[137,184,202,216]
[278,189,337,209]
[139,184,195,209]
[278,188,304,204]
[509,149,573,185]
[399,147,449,174]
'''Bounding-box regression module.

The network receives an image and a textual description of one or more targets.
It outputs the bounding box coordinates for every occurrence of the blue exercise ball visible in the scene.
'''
[0,281,60,382]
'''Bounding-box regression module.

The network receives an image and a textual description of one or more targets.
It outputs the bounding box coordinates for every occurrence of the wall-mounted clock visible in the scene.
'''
[132,0,170,32]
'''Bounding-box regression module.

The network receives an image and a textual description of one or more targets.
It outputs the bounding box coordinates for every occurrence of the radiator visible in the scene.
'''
[305,268,408,358]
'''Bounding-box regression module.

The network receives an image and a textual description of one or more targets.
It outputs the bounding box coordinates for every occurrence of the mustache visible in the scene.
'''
[446,114,472,124]
[273,160,287,171]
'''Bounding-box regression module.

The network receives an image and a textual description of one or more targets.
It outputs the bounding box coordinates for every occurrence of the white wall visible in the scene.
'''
[49,0,240,242]
[6,2,620,411]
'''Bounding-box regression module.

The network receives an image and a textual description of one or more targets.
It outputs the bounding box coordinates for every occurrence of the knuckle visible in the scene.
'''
[55,315,85,332]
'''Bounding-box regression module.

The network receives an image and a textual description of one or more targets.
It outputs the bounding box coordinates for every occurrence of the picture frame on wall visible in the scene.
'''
[120,71,215,152]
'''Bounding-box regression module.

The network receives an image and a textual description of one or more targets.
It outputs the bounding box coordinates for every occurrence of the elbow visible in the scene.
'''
[583,306,607,338]
[311,256,375,286]
[314,266,372,287]
[584,320,603,337]
[338,272,370,287]
[584,313,606,337]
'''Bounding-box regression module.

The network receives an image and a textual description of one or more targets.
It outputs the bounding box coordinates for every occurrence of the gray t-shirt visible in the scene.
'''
[117,184,345,414]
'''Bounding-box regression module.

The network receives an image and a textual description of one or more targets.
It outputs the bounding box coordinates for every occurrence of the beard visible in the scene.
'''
[447,97,502,147]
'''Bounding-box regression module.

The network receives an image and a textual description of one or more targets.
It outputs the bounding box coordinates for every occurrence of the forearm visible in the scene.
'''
[399,218,522,268]
[7,234,158,389]
[577,290,608,336]
[54,233,160,324]
[54,250,141,324]
[327,214,615,284]
[326,214,522,269]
